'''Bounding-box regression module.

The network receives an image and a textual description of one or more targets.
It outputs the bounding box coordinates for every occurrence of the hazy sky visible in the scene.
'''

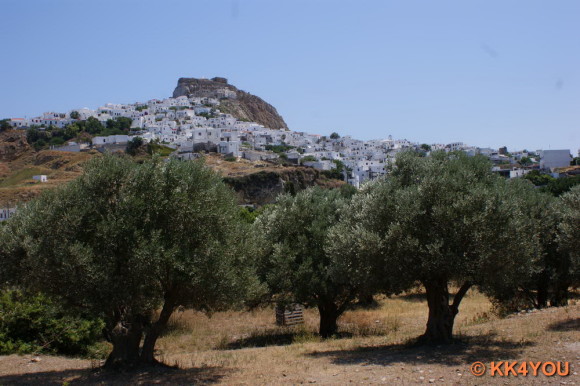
[1,0,579,152]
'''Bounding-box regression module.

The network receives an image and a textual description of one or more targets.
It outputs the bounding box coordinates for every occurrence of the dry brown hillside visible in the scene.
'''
[0,131,343,207]
[0,130,99,206]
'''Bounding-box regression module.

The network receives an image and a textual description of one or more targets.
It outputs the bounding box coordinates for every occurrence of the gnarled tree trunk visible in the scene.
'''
[536,272,550,308]
[318,301,341,338]
[140,298,176,364]
[420,280,471,344]
[104,310,145,368]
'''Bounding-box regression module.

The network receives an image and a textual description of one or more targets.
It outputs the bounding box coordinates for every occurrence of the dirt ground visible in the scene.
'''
[0,292,577,385]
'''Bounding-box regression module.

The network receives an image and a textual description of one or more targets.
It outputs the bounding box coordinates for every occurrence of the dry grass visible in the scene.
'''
[155,288,493,358]
[1,290,578,384]
[0,149,98,205]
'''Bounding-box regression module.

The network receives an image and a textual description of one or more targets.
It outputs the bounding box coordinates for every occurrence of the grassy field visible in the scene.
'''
[0,167,45,188]
[0,289,578,385]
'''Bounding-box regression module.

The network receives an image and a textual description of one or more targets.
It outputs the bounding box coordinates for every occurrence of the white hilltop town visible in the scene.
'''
[3,83,578,209]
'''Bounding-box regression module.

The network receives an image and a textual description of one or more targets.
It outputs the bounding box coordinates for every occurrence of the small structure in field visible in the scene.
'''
[0,207,16,222]
[32,175,48,183]
[275,304,304,326]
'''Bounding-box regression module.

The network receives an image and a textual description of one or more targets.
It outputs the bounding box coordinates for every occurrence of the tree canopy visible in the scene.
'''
[0,154,258,366]
[253,187,364,337]
[558,185,580,289]
[330,151,537,343]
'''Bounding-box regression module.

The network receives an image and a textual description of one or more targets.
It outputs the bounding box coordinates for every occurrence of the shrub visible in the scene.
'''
[126,137,144,156]
[0,289,104,356]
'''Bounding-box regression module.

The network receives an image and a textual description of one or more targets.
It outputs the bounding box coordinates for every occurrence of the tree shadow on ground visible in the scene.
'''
[306,334,534,367]
[224,330,354,350]
[0,365,229,385]
[547,317,579,332]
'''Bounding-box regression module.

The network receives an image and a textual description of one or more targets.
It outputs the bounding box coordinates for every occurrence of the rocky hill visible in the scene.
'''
[172,77,288,130]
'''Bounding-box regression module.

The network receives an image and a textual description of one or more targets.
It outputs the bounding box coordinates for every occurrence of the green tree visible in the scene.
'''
[558,185,580,291]
[504,182,571,308]
[125,136,143,156]
[330,132,340,140]
[69,111,80,120]
[331,151,536,343]
[0,119,11,132]
[106,117,133,133]
[253,187,364,337]
[524,170,555,186]
[85,116,104,135]
[540,175,580,197]
[420,143,431,152]
[0,155,258,367]
[63,123,81,140]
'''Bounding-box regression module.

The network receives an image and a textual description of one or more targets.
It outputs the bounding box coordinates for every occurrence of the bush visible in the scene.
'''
[126,137,144,156]
[0,289,104,356]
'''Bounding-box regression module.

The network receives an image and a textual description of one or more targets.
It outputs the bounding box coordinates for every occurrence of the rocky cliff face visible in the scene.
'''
[223,168,344,206]
[172,77,288,130]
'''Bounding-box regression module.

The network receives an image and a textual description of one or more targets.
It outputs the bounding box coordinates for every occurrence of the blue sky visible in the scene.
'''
[1,0,579,152]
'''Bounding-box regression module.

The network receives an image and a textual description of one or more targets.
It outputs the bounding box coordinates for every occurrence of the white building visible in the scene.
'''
[218,141,241,157]
[509,168,531,179]
[539,150,571,170]
[32,175,48,182]
[9,118,28,128]
[0,207,16,222]
[303,160,336,171]
[92,135,130,146]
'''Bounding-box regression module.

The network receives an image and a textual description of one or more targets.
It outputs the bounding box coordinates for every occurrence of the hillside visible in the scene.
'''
[0,130,98,206]
[172,77,288,130]
[0,131,342,207]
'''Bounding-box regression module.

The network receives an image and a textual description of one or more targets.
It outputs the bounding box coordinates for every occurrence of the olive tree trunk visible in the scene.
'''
[104,311,145,368]
[420,280,471,344]
[140,298,176,364]
[317,301,341,338]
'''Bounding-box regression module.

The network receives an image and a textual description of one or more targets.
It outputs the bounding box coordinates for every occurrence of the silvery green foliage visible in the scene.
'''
[558,185,580,285]
[0,154,258,320]
[332,151,538,298]
[253,187,361,311]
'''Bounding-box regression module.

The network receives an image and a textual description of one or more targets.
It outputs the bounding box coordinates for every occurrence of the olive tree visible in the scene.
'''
[253,187,370,338]
[506,183,571,308]
[0,154,257,367]
[558,185,580,289]
[330,152,537,343]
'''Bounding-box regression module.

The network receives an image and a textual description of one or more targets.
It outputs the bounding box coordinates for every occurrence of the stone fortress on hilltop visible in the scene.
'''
[173,77,288,130]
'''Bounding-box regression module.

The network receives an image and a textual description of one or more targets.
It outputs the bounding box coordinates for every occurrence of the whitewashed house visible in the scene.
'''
[539,150,571,170]
[92,135,129,146]
[0,207,16,222]
[218,141,241,157]
[303,160,336,171]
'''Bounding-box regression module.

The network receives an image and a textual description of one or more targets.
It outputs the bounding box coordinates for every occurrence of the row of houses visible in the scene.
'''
[8,96,577,188]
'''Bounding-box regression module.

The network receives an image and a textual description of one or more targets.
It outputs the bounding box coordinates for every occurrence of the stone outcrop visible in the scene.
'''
[223,168,344,206]
[172,77,288,130]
